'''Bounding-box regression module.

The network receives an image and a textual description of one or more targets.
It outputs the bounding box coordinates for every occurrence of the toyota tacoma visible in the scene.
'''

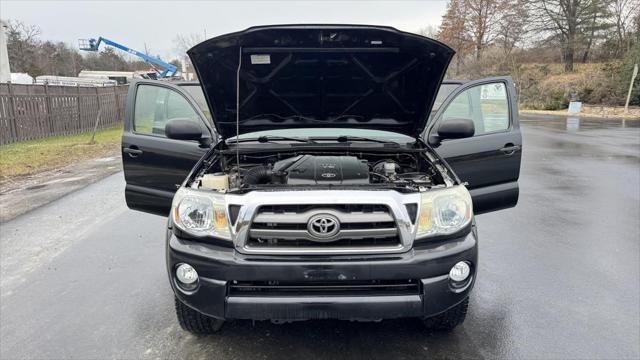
[121,25,522,334]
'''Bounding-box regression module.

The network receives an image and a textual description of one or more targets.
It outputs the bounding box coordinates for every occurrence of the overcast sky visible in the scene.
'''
[1,0,447,59]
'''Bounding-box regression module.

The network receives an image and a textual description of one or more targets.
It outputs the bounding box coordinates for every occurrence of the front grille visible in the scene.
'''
[246,204,400,251]
[247,236,400,248]
[257,204,390,214]
[250,221,396,231]
[228,279,421,297]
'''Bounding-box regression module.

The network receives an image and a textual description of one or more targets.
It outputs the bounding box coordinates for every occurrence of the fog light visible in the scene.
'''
[449,261,471,282]
[176,263,198,285]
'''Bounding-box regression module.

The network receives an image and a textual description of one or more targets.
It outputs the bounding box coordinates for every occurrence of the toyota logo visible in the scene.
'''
[307,214,340,240]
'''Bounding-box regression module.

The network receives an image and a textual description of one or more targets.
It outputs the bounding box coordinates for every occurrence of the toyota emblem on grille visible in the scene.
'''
[307,214,340,240]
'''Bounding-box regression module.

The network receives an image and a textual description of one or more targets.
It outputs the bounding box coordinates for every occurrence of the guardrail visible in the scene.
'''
[0,83,128,145]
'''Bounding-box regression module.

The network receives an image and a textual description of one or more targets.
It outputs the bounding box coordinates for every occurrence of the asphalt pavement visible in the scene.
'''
[1,115,639,359]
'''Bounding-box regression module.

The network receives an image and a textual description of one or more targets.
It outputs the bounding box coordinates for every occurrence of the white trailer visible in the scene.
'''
[36,75,117,87]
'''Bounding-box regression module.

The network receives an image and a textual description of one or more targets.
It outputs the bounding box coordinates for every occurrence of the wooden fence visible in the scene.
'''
[0,84,129,145]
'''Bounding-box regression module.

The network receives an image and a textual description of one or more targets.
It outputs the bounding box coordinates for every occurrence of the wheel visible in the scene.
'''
[423,297,469,331]
[174,297,224,334]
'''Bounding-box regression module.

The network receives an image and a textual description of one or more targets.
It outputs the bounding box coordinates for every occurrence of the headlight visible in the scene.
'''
[416,185,472,239]
[171,188,231,240]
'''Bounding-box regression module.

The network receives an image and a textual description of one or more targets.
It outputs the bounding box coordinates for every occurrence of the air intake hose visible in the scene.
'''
[243,166,273,185]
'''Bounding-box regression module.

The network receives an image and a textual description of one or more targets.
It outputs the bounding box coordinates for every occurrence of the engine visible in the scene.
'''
[272,155,369,185]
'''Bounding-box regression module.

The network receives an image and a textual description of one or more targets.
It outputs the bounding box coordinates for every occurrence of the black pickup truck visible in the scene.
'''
[121,25,522,334]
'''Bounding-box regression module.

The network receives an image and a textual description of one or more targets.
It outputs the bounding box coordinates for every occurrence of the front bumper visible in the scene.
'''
[167,228,478,321]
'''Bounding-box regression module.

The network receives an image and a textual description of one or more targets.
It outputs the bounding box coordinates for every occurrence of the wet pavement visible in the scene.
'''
[0,151,122,222]
[1,116,639,359]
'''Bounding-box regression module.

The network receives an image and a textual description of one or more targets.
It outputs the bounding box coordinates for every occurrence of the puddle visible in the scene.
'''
[521,113,640,131]
[40,176,85,186]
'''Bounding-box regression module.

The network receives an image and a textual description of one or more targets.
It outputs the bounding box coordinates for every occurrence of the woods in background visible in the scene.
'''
[434,0,640,107]
[5,0,640,109]
[436,0,640,72]
[437,0,639,73]
[4,20,176,78]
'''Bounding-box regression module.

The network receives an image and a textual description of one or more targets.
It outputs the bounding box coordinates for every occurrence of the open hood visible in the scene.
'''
[188,25,454,139]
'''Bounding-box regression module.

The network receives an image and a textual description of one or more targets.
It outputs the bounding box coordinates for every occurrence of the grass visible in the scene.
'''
[0,126,123,182]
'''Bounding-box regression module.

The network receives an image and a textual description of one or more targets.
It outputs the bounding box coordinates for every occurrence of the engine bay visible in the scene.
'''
[192,149,447,192]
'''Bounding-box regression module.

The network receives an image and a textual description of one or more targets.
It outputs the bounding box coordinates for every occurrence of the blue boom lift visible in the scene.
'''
[79,37,178,79]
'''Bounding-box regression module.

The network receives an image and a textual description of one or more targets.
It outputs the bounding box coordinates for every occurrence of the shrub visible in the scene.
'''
[446,46,638,109]
[616,45,640,106]
[516,63,624,109]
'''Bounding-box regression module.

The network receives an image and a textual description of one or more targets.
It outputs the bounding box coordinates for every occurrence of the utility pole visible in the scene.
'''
[625,64,638,114]
[0,20,10,83]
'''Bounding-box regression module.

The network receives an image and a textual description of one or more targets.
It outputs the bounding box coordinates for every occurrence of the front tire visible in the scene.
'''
[422,297,469,331]
[174,297,224,334]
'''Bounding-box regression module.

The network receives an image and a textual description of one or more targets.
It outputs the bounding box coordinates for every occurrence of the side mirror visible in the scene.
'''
[430,118,475,145]
[165,119,209,145]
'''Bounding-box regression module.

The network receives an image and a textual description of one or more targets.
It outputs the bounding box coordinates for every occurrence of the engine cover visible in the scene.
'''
[273,155,369,185]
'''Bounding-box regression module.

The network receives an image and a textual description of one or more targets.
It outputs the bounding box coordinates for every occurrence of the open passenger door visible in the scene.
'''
[426,77,522,214]
[122,80,215,216]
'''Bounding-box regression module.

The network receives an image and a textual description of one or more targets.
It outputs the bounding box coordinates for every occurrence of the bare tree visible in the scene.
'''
[173,33,205,56]
[34,41,83,77]
[608,0,640,55]
[464,0,509,60]
[6,20,41,74]
[495,0,530,57]
[582,6,606,63]
[7,20,40,43]
[419,24,439,38]
[527,0,606,71]
[437,0,473,75]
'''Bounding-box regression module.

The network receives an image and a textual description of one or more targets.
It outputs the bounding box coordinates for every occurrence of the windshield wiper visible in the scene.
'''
[330,135,398,144]
[228,136,317,144]
[246,113,365,122]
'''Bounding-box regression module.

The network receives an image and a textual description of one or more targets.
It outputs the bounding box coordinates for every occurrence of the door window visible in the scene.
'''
[134,85,202,136]
[440,82,510,136]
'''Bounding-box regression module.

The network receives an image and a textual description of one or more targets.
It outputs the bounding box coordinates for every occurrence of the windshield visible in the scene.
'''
[230,128,414,143]
[179,84,212,121]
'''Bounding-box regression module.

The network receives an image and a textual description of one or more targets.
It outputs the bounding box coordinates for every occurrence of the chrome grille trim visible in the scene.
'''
[249,228,398,241]
[223,190,421,255]
[253,209,394,224]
